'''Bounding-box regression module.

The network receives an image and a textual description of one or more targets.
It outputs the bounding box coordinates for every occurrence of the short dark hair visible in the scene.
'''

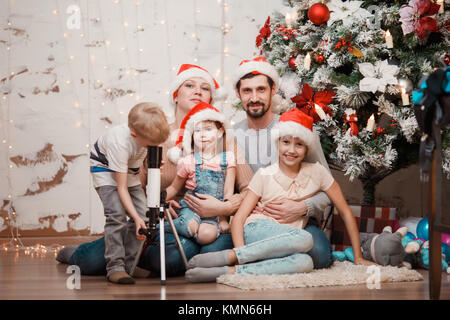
[236,73,275,92]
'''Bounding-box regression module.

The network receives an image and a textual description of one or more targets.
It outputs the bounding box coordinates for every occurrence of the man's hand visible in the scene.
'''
[260,199,307,224]
[184,193,228,218]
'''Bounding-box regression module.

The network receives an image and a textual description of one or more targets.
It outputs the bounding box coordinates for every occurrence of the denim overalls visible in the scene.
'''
[167,151,227,243]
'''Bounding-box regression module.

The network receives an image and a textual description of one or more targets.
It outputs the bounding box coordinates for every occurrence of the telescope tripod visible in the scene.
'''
[130,190,188,285]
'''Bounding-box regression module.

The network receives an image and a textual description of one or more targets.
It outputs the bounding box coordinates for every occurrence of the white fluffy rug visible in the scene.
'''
[216,261,423,290]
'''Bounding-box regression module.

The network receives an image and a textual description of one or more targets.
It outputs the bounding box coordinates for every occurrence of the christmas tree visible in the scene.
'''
[251,0,449,205]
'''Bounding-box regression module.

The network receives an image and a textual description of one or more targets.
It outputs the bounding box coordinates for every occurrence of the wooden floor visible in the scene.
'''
[1,237,450,300]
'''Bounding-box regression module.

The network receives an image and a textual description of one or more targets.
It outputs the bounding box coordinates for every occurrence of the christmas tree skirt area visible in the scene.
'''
[217,261,423,290]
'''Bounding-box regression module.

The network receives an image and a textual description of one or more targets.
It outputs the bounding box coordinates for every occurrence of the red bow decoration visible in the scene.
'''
[256,16,271,47]
[344,110,359,136]
[291,83,335,123]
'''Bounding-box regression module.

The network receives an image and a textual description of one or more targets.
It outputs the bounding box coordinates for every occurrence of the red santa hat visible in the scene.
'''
[232,56,280,90]
[169,64,227,107]
[167,101,230,164]
[272,108,316,151]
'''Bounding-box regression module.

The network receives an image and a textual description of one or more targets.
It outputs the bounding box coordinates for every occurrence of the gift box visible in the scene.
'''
[330,205,399,251]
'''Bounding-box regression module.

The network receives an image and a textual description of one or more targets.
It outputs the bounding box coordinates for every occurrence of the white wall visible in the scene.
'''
[0,0,284,235]
[3,1,445,238]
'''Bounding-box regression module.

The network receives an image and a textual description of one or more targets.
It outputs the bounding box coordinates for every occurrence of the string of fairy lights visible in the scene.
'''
[0,0,240,258]
[1,0,18,254]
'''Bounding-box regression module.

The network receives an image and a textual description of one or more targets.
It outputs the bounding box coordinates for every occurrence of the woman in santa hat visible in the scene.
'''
[57,64,254,277]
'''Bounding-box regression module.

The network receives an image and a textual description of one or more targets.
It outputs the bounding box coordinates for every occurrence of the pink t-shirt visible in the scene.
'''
[177,152,236,190]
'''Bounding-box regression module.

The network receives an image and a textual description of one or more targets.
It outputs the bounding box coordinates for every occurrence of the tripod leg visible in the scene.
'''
[159,217,166,285]
[165,208,189,270]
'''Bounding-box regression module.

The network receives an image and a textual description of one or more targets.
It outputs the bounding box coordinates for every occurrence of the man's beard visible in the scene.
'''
[244,100,270,119]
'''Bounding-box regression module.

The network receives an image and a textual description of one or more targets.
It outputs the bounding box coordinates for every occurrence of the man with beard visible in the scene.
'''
[230,57,334,269]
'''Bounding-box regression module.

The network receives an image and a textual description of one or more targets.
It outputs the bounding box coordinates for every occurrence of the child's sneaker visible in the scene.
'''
[107,271,135,284]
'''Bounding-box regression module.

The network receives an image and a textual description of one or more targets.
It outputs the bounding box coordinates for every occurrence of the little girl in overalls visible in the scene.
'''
[165,102,236,245]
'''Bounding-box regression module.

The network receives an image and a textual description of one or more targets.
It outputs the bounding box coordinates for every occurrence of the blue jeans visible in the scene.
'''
[166,198,220,241]
[167,152,226,243]
[68,219,331,276]
[140,232,233,276]
[234,220,314,275]
[304,221,333,269]
[69,232,233,276]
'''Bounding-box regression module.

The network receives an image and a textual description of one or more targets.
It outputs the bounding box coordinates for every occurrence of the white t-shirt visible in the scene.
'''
[90,123,147,188]
[232,114,280,173]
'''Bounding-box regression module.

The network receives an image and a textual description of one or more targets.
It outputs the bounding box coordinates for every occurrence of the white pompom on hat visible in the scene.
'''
[167,101,230,164]
[231,56,280,90]
[169,64,227,107]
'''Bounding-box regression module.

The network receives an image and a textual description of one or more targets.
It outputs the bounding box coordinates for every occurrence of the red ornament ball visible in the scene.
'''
[316,54,325,63]
[308,3,330,25]
[288,56,297,70]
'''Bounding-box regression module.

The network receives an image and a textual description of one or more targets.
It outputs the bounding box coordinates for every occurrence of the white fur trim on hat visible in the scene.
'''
[170,68,215,105]
[271,121,315,150]
[181,109,230,156]
[169,68,227,107]
[232,60,280,90]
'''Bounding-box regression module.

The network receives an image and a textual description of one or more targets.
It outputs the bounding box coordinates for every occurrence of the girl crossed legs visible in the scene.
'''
[185,219,314,282]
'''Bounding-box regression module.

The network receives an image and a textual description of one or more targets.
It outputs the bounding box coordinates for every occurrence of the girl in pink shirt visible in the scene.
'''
[165,102,236,245]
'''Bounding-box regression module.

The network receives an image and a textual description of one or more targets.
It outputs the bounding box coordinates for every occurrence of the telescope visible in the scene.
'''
[130,146,188,285]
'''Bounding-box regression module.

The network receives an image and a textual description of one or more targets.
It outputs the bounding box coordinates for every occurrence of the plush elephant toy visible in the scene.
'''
[332,226,418,267]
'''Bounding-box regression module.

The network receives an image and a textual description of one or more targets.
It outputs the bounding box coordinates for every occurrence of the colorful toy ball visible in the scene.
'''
[406,232,416,240]
[416,217,429,241]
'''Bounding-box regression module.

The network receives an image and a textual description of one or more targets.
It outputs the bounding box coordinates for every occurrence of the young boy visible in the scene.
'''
[90,102,170,284]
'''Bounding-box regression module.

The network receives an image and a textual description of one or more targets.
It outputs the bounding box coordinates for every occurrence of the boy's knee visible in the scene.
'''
[197,224,218,245]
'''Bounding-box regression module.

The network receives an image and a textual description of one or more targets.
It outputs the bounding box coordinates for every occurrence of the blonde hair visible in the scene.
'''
[128,102,170,144]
